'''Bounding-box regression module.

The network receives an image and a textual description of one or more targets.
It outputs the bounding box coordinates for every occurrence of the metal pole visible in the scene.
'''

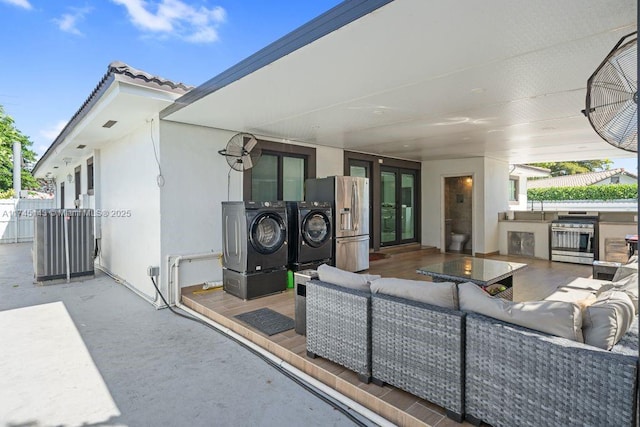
[13,142,21,198]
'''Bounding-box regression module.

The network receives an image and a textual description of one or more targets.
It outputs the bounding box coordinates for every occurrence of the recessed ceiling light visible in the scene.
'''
[102,120,117,128]
[76,144,86,149]
[471,88,486,94]
[403,144,410,148]
[487,129,504,133]
[373,109,386,115]
[541,126,556,131]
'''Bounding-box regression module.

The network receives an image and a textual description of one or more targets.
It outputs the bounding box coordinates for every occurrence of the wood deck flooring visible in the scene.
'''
[181,250,593,427]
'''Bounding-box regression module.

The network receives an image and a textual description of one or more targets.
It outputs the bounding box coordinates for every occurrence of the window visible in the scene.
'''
[60,182,65,209]
[244,140,316,201]
[87,157,94,195]
[611,176,620,184]
[509,178,519,202]
[74,166,81,201]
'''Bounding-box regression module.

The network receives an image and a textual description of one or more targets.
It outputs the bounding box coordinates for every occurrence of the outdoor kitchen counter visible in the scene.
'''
[598,221,638,262]
[497,212,638,262]
[498,219,551,260]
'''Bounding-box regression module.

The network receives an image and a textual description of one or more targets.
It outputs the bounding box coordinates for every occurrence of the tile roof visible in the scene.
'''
[527,168,636,188]
[108,61,193,93]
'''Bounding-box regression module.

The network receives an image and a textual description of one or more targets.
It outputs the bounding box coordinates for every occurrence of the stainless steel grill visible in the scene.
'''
[550,215,597,265]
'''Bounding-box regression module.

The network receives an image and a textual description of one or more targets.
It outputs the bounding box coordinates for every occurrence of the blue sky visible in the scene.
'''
[0,0,341,154]
[0,0,637,174]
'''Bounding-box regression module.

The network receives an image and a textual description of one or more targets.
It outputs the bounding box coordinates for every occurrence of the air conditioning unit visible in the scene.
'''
[33,209,95,282]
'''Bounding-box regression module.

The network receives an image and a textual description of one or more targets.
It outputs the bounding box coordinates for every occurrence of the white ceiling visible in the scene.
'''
[36,79,180,175]
[163,0,637,164]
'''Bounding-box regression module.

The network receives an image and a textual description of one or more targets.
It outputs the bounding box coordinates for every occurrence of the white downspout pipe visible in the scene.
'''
[169,253,394,427]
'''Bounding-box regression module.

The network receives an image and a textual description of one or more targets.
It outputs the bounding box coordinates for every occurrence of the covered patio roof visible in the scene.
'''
[161,0,637,164]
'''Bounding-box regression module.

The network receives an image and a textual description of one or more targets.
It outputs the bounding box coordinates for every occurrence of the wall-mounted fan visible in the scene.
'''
[583,31,637,152]
[218,132,262,171]
[218,133,261,200]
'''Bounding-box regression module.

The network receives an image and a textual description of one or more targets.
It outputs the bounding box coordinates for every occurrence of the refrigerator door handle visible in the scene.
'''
[352,181,359,232]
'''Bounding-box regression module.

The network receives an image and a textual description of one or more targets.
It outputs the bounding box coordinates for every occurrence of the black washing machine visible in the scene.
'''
[222,201,288,299]
[286,201,332,271]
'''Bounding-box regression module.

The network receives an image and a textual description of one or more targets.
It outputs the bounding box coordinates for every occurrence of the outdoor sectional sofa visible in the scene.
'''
[305,261,639,426]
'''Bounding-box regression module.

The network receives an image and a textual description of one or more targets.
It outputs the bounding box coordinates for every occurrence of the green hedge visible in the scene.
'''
[528,184,638,201]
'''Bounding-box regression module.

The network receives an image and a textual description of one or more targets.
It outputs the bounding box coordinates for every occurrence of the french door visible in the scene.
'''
[380,167,417,246]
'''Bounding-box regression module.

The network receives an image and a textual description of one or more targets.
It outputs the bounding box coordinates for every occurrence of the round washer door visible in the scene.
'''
[249,212,286,254]
[302,211,331,248]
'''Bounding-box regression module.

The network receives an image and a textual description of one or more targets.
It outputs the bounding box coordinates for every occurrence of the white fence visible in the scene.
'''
[0,199,56,243]
[527,199,638,212]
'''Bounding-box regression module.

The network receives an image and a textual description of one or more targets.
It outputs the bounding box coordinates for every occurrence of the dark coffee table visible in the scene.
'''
[417,257,527,300]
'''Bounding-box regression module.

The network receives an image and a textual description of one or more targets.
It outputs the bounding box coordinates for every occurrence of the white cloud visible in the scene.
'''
[40,120,68,141]
[112,0,226,43]
[0,0,32,10]
[53,7,92,36]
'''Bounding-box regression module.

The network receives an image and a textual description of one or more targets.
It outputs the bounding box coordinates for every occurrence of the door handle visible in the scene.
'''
[352,181,359,231]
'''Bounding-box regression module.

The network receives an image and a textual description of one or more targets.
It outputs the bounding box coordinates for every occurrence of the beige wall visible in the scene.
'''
[422,157,509,254]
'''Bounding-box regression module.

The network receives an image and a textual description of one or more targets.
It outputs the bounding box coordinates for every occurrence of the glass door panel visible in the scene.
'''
[283,156,304,201]
[401,173,415,240]
[350,165,367,177]
[381,171,396,244]
[251,154,277,201]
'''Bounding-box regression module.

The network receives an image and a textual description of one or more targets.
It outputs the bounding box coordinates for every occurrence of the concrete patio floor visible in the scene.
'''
[0,243,360,427]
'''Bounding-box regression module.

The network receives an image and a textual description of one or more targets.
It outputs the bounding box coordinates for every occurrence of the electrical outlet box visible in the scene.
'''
[147,266,160,277]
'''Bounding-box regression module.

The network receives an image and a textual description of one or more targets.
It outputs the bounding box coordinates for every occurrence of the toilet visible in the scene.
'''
[449,233,469,251]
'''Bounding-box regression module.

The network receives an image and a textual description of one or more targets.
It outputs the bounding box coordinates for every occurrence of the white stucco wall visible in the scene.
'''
[97,120,162,305]
[158,121,240,296]
[593,174,637,186]
[509,175,529,211]
[316,145,344,177]
[421,157,509,255]
[52,153,95,209]
[483,157,510,253]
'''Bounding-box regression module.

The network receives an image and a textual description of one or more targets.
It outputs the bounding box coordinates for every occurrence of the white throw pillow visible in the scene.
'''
[583,290,635,350]
[370,278,458,309]
[612,258,638,282]
[596,272,638,315]
[458,282,583,342]
[317,264,377,291]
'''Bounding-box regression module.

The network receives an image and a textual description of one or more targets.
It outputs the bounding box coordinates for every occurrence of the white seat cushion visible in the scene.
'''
[544,277,609,303]
[459,282,583,342]
[370,278,458,309]
[316,264,379,291]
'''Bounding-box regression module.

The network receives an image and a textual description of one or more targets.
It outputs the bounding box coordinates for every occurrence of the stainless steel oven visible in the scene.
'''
[551,213,598,265]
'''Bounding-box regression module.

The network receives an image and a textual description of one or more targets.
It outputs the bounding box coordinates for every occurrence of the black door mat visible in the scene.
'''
[234,308,294,336]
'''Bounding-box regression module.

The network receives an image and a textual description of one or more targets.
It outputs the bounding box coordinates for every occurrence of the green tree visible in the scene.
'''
[0,105,38,191]
[527,160,613,177]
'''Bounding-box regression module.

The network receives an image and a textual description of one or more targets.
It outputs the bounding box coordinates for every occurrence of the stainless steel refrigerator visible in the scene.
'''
[305,176,369,272]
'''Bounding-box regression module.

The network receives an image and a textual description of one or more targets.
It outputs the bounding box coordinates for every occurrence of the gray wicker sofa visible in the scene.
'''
[465,313,638,427]
[305,279,372,383]
[305,262,639,426]
[371,293,466,421]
